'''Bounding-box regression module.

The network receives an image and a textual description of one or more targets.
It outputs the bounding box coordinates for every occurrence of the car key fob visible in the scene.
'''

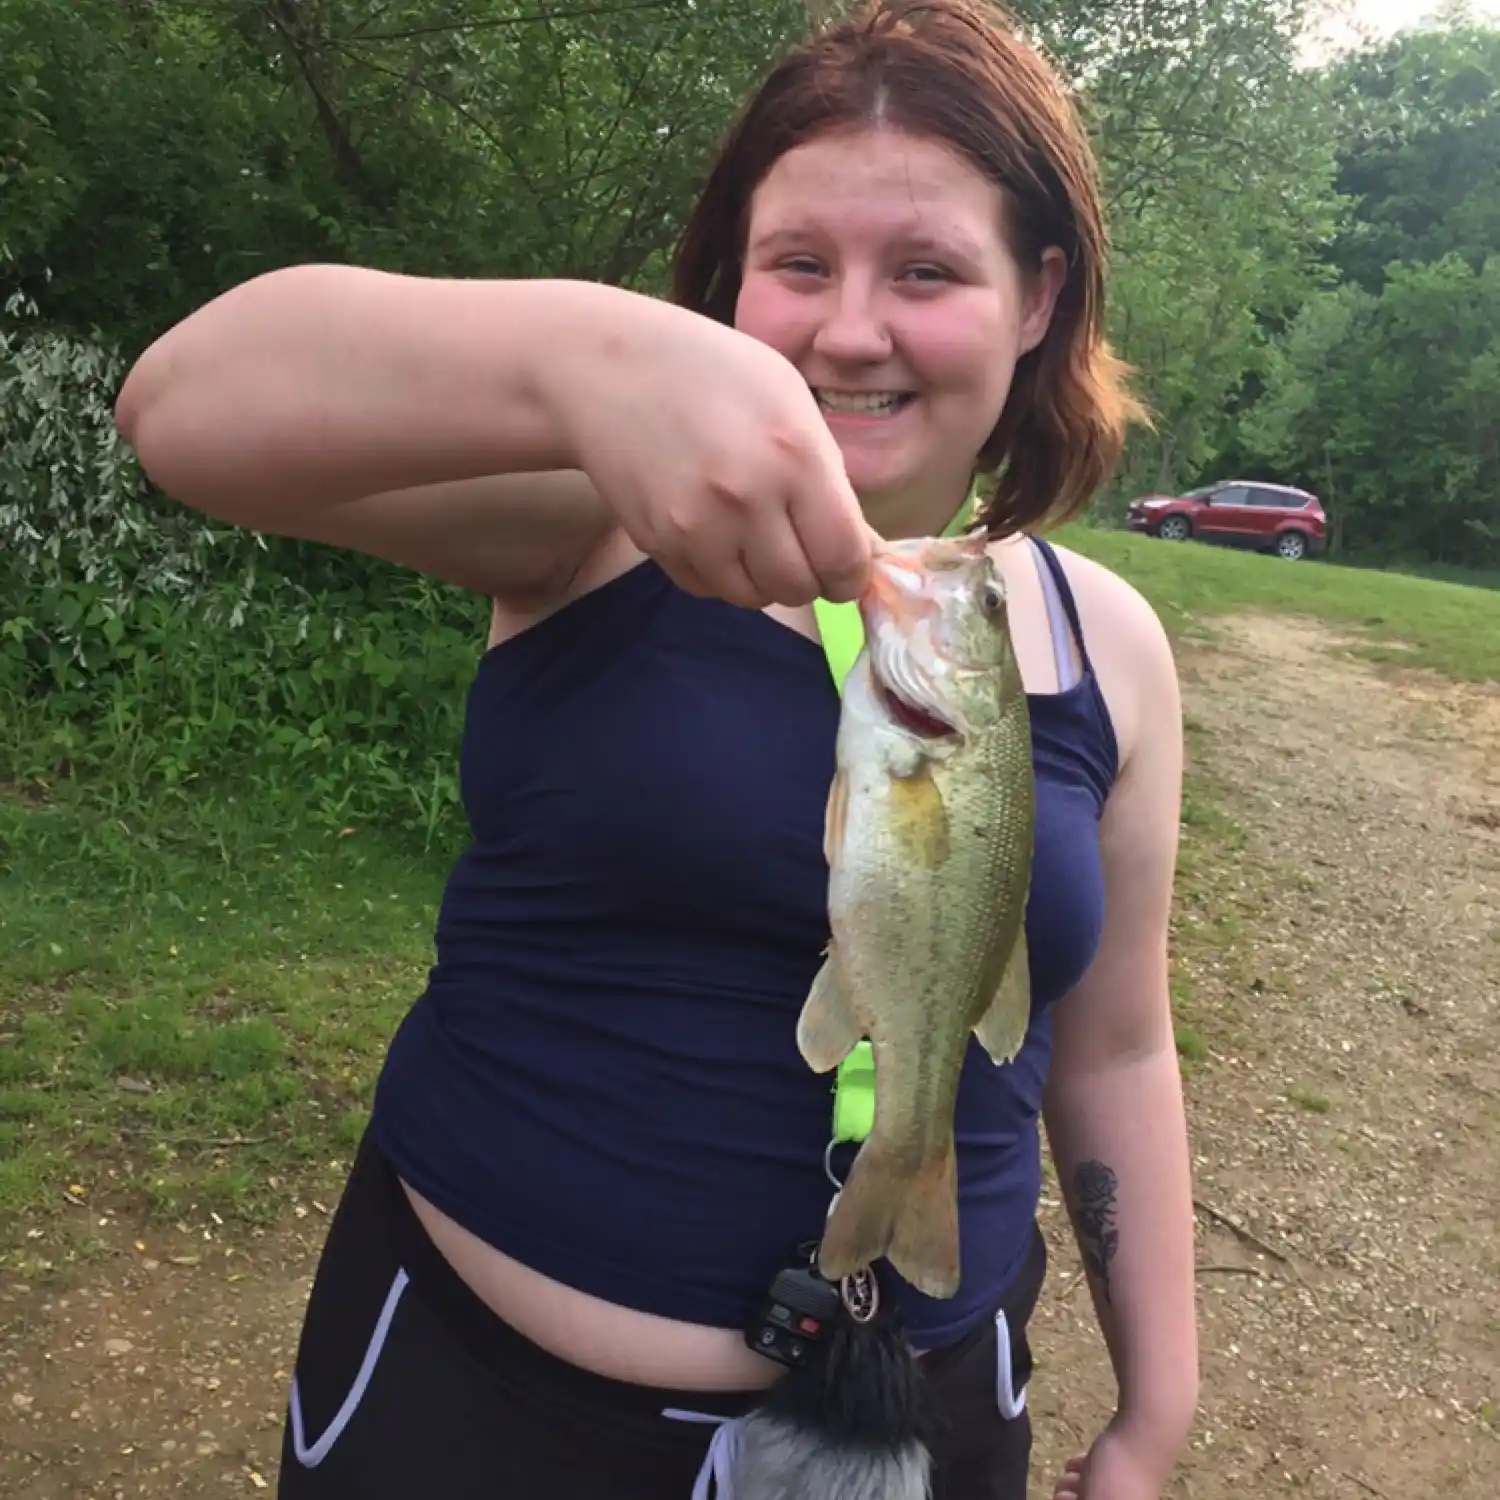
[744,1263,844,1369]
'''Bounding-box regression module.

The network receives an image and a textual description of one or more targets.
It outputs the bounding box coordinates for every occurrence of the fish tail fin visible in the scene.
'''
[819,1140,961,1300]
[886,1146,961,1298]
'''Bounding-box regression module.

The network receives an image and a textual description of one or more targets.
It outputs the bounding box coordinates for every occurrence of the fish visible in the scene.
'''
[798,529,1035,1300]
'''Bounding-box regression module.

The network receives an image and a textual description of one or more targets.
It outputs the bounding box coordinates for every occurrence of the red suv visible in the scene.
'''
[1126,480,1326,561]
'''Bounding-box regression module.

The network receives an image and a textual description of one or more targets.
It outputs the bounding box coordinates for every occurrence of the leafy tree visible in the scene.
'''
[1323,14,1500,291]
[1242,254,1500,564]
[1043,0,1345,503]
[0,0,807,348]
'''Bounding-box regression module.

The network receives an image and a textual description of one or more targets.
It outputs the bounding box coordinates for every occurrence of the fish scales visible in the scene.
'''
[797,531,1035,1300]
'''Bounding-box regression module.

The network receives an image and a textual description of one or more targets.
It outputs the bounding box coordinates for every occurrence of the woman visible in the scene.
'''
[114,2,1198,1496]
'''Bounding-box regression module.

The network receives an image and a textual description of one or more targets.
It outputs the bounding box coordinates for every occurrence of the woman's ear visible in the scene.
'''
[1018,245,1068,357]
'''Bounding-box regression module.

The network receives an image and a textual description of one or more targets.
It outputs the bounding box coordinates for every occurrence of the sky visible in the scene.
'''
[1353,0,1500,30]
[1312,0,1500,54]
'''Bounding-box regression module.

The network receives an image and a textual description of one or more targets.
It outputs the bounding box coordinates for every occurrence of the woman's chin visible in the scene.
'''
[845,463,967,536]
[842,456,918,507]
[836,431,970,512]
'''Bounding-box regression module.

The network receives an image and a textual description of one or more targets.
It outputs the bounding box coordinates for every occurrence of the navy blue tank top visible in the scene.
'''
[370,538,1118,1350]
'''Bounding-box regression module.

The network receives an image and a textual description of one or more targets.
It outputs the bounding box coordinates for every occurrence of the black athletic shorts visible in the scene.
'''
[276,1132,1048,1499]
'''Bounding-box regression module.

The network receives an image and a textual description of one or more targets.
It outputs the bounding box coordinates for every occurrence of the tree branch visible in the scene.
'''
[334,0,682,46]
[261,0,381,202]
[324,38,564,242]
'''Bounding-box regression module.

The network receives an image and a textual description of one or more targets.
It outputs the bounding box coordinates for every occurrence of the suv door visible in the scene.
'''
[1244,487,1293,542]
[1199,485,1251,541]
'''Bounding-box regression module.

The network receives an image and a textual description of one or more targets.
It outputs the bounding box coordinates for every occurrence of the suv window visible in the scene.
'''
[1212,486,1250,506]
[1248,487,1295,509]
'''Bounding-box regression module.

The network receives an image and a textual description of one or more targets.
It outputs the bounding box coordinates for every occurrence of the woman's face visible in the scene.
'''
[735,124,1065,536]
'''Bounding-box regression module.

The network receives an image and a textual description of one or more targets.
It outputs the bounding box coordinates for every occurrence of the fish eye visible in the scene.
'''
[980,584,1004,615]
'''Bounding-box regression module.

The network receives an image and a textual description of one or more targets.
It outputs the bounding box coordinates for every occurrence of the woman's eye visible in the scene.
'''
[780,256,824,277]
[902,264,953,284]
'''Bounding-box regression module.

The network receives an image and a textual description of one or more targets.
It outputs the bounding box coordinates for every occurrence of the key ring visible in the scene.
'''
[823,1137,844,1193]
[840,1268,879,1323]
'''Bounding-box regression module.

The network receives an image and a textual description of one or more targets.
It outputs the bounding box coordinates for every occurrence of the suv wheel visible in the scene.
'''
[1157,515,1191,541]
[1275,531,1308,561]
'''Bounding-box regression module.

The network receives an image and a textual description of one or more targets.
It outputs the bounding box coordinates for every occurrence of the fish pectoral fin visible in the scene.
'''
[823,767,850,866]
[886,760,950,869]
[796,945,864,1074]
[972,927,1031,1067]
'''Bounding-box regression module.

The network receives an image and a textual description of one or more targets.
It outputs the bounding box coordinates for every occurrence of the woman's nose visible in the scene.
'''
[810,280,894,364]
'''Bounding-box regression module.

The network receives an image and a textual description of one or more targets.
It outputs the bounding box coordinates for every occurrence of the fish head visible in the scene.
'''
[857,531,1020,741]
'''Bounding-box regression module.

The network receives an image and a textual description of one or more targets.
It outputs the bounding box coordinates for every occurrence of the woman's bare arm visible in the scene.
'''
[1041,560,1199,1482]
[116,261,872,611]
[261,469,613,606]
[115,268,630,602]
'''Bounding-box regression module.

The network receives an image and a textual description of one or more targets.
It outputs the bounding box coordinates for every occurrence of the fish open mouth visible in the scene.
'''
[861,569,961,740]
[877,680,957,739]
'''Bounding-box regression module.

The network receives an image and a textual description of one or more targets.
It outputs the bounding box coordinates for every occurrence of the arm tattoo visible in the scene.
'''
[1072,1160,1121,1307]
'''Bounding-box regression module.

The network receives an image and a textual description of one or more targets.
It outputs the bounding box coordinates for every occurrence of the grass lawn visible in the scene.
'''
[4,529,1497,1268]
[0,800,449,1268]
[1058,524,1500,682]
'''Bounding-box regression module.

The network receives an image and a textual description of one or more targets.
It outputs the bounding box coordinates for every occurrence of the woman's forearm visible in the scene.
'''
[115,268,641,524]
[1044,1042,1199,1454]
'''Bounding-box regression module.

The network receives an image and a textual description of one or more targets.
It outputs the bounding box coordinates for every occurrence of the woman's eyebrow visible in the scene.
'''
[747,225,987,263]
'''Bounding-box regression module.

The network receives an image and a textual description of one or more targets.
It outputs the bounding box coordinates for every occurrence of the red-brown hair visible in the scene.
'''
[671,0,1147,535]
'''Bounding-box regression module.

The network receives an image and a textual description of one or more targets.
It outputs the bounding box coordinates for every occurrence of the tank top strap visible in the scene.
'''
[1027,535,1091,687]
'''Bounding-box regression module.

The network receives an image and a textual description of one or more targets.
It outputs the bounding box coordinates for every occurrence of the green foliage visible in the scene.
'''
[1111,9,1500,576]
[2,0,1498,854]
[1214,17,1500,571]
[0,279,484,849]
[1,573,481,842]
[1017,1,1348,503]
[1323,19,1500,292]
[0,282,259,637]
[1242,254,1500,564]
[0,0,808,348]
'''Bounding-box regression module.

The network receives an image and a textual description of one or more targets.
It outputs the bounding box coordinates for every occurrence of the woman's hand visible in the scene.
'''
[555,290,876,610]
[1052,1414,1187,1500]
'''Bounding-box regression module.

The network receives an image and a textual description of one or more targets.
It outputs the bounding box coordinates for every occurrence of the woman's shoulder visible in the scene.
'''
[1045,541,1170,650]
[1043,538,1180,772]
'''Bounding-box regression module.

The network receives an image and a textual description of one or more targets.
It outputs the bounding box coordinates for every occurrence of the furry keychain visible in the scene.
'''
[735,1251,937,1500]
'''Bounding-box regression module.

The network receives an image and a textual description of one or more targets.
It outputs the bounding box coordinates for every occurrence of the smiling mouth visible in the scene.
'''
[814,389,916,416]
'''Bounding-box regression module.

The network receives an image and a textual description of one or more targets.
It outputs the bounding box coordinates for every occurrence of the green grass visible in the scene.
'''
[1345,558,1500,594]
[1056,525,1500,683]
[0,790,447,1262]
[1173,1024,1209,1064]
[1165,745,1241,1073]
[1286,1087,1332,1114]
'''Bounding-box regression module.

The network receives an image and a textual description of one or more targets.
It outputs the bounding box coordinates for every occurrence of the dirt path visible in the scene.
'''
[1029,612,1500,1498]
[4,612,1498,1498]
